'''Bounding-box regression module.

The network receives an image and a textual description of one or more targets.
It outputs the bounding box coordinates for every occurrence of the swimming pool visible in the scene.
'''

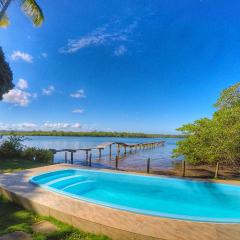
[30,169,240,223]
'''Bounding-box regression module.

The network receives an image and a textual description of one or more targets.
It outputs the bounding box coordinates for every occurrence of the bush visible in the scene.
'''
[34,148,54,163]
[0,136,53,163]
[173,82,240,166]
[0,136,25,159]
[22,147,53,163]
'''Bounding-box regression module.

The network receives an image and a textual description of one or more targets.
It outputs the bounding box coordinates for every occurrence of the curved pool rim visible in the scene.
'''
[29,168,240,224]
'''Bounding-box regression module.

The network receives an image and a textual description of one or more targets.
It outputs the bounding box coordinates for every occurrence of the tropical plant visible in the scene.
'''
[0,0,44,27]
[0,47,14,99]
[0,136,25,158]
[22,147,53,163]
[173,82,240,166]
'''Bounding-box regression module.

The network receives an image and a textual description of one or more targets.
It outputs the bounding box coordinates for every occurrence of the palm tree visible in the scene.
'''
[0,0,44,27]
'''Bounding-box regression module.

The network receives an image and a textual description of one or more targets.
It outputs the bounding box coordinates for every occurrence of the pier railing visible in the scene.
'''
[49,140,165,166]
[49,142,234,179]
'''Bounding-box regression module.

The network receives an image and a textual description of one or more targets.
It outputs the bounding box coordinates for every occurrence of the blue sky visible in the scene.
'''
[0,0,240,133]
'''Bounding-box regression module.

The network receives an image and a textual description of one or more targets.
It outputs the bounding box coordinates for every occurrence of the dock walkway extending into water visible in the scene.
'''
[50,140,165,164]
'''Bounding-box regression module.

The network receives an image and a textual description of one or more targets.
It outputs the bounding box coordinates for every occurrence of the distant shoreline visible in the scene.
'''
[0,131,185,138]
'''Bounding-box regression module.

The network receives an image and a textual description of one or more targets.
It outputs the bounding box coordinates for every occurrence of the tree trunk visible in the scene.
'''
[0,0,12,21]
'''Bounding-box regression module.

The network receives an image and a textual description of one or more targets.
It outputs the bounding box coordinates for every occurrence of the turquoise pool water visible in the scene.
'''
[30,169,240,223]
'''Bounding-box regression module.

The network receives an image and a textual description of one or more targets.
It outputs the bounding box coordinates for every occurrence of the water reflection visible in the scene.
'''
[20,136,182,171]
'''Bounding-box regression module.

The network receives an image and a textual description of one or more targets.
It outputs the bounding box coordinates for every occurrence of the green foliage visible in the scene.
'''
[0,131,185,139]
[0,136,25,158]
[22,147,53,163]
[0,0,44,28]
[174,82,240,166]
[214,82,240,109]
[21,0,44,26]
[0,136,53,163]
[0,46,14,100]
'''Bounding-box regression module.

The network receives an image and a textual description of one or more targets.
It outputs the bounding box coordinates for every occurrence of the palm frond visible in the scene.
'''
[0,0,8,8]
[0,0,11,22]
[21,0,44,26]
[0,13,9,27]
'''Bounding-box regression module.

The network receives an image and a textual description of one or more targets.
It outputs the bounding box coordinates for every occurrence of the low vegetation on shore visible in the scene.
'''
[0,136,53,166]
[0,131,184,139]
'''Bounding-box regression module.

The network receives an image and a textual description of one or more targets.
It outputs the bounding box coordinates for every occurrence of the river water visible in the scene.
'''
[8,136,182,171]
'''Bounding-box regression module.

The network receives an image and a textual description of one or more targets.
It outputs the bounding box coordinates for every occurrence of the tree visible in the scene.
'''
[0,0,44,98]
[0,47,13,99]
[173,82,240,166]
[214,82,240,109]
[0,0,44,27]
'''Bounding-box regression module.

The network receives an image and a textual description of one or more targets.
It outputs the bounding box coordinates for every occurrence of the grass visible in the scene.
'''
[0,160,110,239]
[0,159,50,173]
[0,195,110,240]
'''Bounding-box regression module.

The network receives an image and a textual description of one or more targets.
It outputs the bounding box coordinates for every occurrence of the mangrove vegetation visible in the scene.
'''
[0,131,184,138]
[174,82,240,166]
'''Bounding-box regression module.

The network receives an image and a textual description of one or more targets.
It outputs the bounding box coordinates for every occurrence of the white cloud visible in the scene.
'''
[72,108,84,113]
[43,122,70,129]
[3,89,32,107]
[43,122,82,130]
[11,50,33,63]
[70,89,86,98]
[114,45,127,56]
[0,122,37,131]
[41,52,48,58]
[71,123,81,128]
[2,79,36,107]
[0,122,84,131]
[59,20,138,54]
[17,78,28,90]
[42,85,55,95]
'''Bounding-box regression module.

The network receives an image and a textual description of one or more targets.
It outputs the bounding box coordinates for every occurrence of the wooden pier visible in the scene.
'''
[50,140,165,165]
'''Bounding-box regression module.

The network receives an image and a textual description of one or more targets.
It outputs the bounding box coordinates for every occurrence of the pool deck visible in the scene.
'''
[0,164,240,240]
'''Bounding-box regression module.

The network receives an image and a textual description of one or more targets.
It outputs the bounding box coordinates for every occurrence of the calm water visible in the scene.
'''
[6,136,182,171]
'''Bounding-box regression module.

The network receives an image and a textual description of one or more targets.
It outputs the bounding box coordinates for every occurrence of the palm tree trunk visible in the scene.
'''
[0,0,12,20]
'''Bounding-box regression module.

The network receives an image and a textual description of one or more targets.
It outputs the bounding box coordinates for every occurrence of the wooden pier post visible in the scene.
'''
[89,153,92,167]
[64,152,67,163]
[182,160,186,177]
[124,146,127,155]
[214,162,219,179]
[70,151,74,164]
[98,149,102,160]
[115,156,119,170]
[117,144,120,158]
[109,144,112,160]
[85,150,89,163]
[147,158,151,173]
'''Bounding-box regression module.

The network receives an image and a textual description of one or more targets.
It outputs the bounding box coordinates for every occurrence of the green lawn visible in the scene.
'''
[0,160,111,239]
[0,159,50,173]
[0,195,110,240]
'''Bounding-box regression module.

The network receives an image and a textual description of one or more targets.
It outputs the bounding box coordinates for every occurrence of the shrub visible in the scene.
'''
[22,147,37,161]
[173,82,240,166]
[22,147,53,163]
[0,136,25,159]
[34,148,54,163]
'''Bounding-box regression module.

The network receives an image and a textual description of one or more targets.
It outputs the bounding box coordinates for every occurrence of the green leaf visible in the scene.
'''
[0,14,9,27]
[21,0,44,26]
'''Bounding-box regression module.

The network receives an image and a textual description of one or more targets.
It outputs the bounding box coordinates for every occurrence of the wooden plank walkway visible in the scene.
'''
[49,140,165,164]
